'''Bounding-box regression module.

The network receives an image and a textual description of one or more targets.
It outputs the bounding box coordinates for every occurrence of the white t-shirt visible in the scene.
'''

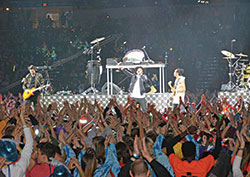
[131,76,145,98]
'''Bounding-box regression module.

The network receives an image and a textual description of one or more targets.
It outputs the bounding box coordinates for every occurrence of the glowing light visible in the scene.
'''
[6,7,10,11]
[42,2,48,7]
[80,115,87,124]
[170,48,173,51]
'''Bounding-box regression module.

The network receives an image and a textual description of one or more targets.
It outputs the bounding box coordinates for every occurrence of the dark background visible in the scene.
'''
[0,0,250,95]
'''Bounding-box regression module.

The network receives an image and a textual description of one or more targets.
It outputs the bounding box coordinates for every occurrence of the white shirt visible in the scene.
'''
[173,76,185,104]
[131,76,145,98]
[2,128,33,177]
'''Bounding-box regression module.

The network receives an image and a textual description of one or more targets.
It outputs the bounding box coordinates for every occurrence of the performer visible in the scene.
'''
[168,68,186,109]
[22,65,44,107]
[119,66,156,112]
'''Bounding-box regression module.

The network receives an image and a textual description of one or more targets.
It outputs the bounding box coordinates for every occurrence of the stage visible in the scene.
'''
[218,90,250,105]
[40,93,172,111]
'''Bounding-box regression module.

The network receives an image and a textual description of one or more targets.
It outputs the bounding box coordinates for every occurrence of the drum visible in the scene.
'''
[234,64,243,78]
[243,64,250,82]
[123,49,145,64]
[87,60,102,85]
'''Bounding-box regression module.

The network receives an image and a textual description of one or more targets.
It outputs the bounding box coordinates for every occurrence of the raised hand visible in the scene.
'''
[68,157,80,170]
[140,137,153,162]
[104,135,111,147]
[0,157,6,169]
[236,130,245,148]
[133,135,140,156]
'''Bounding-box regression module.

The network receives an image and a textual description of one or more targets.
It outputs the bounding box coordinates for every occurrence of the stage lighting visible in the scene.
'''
[197,0,209,4]
[42,2,48,7]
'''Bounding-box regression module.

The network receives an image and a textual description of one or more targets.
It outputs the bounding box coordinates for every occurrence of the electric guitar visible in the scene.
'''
[168,81,175,96]
[23,84,50,100]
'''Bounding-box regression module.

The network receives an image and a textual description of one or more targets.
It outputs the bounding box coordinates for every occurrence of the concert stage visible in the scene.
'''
[40,93,172,111]
[218,90,250,105]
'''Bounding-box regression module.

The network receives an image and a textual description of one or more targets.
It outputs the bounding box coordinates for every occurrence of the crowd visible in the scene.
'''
[0,92,250,177]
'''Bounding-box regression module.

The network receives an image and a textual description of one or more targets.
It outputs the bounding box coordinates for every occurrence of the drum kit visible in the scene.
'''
[221,50,249,90]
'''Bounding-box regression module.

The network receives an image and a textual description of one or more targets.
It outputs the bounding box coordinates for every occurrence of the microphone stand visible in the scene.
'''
[142,47,154,63]
[227,40,235,91]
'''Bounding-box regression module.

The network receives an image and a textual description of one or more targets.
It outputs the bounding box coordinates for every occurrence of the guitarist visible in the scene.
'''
[169,68,186,109]
[22,65,44,107]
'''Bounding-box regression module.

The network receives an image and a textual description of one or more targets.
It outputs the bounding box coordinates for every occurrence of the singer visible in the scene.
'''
[118,66,156,112]
[22,65,44,107]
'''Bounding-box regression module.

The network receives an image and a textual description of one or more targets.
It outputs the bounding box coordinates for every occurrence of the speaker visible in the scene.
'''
[101,83,122,94]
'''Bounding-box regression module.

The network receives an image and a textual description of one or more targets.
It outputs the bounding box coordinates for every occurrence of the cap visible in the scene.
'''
[0,140,18,162]
[50,165,72,177]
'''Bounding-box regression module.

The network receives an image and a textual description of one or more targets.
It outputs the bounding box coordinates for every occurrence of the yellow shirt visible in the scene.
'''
[0,120,7,138]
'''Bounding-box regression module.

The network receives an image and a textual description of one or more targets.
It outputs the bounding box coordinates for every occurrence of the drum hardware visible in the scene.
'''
[221,50,235,58]
[90,37,105,44]
[221,50,236,90]
[223,57,237,60]
[222,49,250,91]
[234,63,247,90]
[83,40,104,94]
[236,53,248,57]
[142,46,155,63]
[239,59,249,62]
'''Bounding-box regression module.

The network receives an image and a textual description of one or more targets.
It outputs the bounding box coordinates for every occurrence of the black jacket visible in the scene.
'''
[22,73,44,90]
[122,69,152,95]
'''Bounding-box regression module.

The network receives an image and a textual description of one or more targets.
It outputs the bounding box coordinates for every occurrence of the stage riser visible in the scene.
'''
[218,91,250,105]
[40,93,172,112]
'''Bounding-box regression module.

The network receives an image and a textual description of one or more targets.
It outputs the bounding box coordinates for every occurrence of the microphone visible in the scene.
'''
[142,46,146,49]
[232,39,236,42]
[35,66,51,70]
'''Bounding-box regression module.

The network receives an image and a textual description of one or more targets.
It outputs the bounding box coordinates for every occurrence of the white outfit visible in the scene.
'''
[173,76,185,104]
[2,127,33,177]
[131,76,145,99]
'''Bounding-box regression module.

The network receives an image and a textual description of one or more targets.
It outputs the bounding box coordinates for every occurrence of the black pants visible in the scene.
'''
[133,97,147,112]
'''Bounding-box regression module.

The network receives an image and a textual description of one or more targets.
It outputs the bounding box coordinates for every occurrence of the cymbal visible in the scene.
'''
[90,37,105,44]
[221,50,235,58]
[223,57,237,60]
[236,53,248,57]
[240,59,249,61]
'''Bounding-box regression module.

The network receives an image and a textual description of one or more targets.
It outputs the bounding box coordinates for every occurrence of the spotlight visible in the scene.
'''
[42,2,48,7]
[197,0,209,4]
[6,7,10,11]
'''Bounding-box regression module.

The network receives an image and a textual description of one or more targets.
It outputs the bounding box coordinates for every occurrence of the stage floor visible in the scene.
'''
[218,90,250,105]
[40,93,172,112]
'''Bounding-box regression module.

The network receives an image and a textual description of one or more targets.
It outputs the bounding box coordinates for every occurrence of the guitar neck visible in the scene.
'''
[31,85,46,93]
[168,84,174,90]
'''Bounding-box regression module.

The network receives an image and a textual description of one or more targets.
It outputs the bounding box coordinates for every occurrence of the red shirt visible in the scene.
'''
[27,163,55,177]
[169,153,215,177]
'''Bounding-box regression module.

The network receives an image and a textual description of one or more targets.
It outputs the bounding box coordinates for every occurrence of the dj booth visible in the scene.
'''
[106,63,166,95]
